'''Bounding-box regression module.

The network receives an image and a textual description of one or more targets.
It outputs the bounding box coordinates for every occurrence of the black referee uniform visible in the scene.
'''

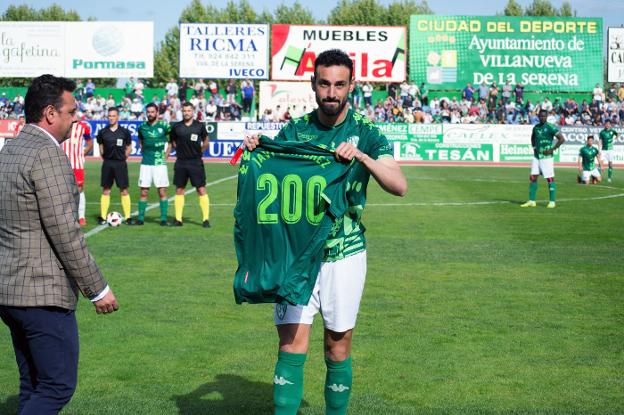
[97,125,132,189]
[171,120,208,188]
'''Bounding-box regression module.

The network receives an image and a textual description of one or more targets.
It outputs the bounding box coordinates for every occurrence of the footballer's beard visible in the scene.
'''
[317,96,348,117]
[147,115,157,123]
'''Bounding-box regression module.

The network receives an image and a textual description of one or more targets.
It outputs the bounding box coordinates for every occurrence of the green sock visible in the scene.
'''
[608,167,613,179]
[529,181,538,201]
[548,181,556,202]
[325,356,353,415]
[160,199,169,222]
[274,351,306,415]
[138,200,148,221]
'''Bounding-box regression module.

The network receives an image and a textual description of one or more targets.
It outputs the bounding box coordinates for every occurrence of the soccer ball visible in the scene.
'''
[106,211,123,227]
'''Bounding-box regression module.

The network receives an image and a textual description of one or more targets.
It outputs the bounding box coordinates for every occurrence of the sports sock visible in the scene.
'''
[159,199,169,222]
[138,200,148,221]
[529,181,538,201]
[175,195,185,221]
[121,194,131,219]
[100,194,110,219]
[199,194,210,221]
[548,181,556,202]
[274,351,306,415]
[79,191,86,219]
[325,357,353,415]
[608,166,613,179]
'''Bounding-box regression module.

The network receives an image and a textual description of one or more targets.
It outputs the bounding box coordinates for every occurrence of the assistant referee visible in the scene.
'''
[97,107,135,225]
[171,102,210,227]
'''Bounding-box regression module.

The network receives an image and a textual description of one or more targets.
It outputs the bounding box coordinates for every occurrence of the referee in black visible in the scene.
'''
[171,102,210,227]
[96,107,135,225]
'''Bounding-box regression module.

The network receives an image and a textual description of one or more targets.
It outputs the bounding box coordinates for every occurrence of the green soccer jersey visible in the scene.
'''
[579,145,600,171]
[599,128,617,151]
[274,108,394,261]
[138,121,171,166]
[233,138,354,305]
[531,122,560,159]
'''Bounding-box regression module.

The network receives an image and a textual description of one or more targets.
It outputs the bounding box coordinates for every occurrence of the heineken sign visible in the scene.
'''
[409,16,603,92]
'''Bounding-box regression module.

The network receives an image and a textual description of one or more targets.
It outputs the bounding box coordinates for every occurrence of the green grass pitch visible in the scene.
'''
[0,161,622,414]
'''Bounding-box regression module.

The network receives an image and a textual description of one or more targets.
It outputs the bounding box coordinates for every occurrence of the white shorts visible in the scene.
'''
[601,150,614,163]
[138,165,169,188]
[531,157,555,179]
[274,251,367,333]
[582,169,601,182]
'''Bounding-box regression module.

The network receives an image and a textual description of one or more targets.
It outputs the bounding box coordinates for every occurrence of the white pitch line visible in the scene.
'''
[367,192,624,207]
[84,175,237,239]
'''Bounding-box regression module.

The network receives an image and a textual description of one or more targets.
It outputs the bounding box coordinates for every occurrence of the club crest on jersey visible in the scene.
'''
[347,136,360,147]
[191,134,198,142]
[158,128,163,134]
[276,304,287,320]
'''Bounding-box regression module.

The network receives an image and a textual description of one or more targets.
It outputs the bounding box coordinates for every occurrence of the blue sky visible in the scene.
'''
[1,0,621,44]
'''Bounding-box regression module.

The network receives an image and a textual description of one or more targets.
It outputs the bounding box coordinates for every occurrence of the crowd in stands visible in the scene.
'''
[344,81,624,126]
[2,78,624,127]
[0,77,256,123]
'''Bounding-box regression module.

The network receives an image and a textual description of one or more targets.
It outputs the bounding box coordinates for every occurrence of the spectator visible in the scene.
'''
[501,80,512,104]
[205,98,217,121]
[106,94,116,110]
[593,83,604,103]
[133,79,145,102]
[225,79,237,104]
[478,82,489,101]
[399,81,409,107]
[165,78,178,98]
[618,83,624,102]
[352,81,363,110]
[209,80,218,97]
[514,83,525,104]
[462,83,474,101]
[362,82,373,106]
[194,79,207,98]
[178,79,188,102]
[85,79,95,99]
[124,77,135,99]
[419,82,429,106]
[241,80,255,114]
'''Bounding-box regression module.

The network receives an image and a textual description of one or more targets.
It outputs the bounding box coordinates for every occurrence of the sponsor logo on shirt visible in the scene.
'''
[347,135,360,147]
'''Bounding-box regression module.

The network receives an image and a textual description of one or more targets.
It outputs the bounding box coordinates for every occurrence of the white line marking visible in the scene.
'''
[84,175,237,238]
[367,193,624,207]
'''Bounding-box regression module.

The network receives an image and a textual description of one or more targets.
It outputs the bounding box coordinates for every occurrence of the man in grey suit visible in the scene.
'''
[0,74,119,415]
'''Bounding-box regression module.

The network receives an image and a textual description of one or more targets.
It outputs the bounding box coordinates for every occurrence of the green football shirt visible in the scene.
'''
[138,121,171,166]
[233,138,354,305]
[579,145,600,171]
[531,122,560,159]
[599,128,617,151]
[274,108,394,261]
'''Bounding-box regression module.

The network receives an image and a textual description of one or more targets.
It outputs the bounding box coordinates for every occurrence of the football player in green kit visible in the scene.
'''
[243,49,408,415]
[599,120,618,183]
[578,135,602,185]
[521,109,566,208]
[137,103,171,226]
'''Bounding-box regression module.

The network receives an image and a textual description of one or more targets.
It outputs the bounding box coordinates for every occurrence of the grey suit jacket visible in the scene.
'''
[0,124,107,310]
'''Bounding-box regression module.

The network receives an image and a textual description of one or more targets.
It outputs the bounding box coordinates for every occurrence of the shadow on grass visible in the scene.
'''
[0,395,18,414]
[174,374,309,415]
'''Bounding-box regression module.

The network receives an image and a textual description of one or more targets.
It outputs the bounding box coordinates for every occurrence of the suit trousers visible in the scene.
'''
[0,306,79,415]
